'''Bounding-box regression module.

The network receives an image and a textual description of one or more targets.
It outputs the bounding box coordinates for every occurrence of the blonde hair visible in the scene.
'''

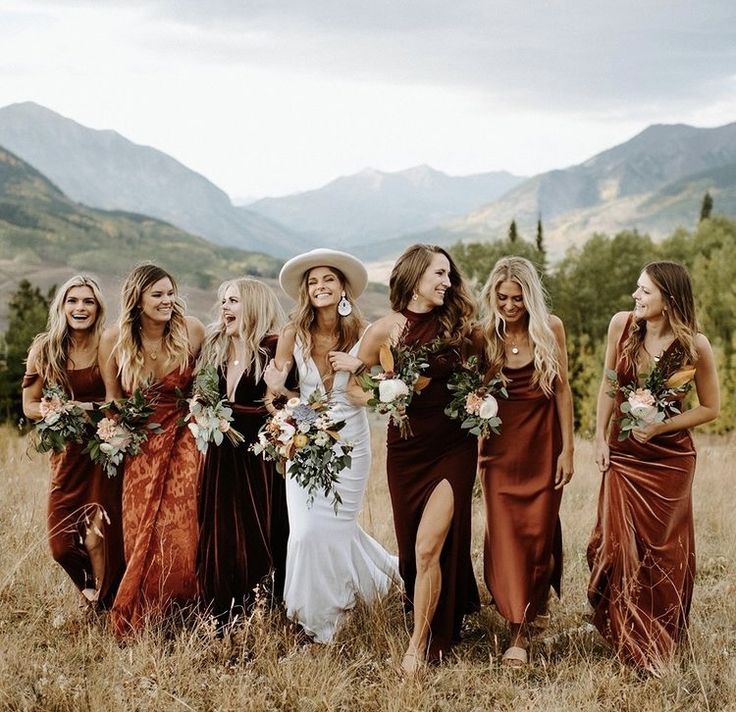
[621,261,699,372]
[114,264,190,392]
[197,278,285,382]
[480,256,560,397]
[28,275,106,395]
[389,244,476,348]
[291,266,365,360]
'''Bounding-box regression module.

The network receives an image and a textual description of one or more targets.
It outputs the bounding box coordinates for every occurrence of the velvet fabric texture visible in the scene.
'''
[587,313,697,672]
[111,364,201,637]
[478,359,563,625]
[196,335,289,622]
[386,308,480,662]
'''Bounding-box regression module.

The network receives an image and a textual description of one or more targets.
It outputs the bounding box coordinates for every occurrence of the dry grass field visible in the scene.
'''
[0,424,734,711]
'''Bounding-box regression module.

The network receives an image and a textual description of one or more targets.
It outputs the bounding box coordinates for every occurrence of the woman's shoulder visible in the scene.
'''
[99,325,119,348]
[366,312,403,338]
[607,311,631,338]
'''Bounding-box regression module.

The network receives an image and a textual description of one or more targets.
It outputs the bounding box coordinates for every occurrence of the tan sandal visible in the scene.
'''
[502,645,528,668]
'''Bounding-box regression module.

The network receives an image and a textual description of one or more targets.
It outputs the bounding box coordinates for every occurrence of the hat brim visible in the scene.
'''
[279,249,368,301]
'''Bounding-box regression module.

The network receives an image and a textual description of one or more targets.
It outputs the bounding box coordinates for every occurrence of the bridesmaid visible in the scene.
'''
[265,248,399,643]
[98,264,204,636]
[477,256,574,667]
[22,275,124,608]
[356,243,479,673]
[196,278,289,624]
[587,261,719,673]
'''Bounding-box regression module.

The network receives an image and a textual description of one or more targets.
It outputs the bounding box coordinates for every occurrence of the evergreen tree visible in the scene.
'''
[0,280,54,423]
[536,215,545,254]
[700,191,713,222]
[508,219,518,243]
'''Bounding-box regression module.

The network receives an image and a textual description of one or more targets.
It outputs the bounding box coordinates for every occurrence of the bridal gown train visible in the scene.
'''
[283,338,399,642]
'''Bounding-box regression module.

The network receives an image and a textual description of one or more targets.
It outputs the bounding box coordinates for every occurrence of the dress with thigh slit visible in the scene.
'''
[386,308,480,662]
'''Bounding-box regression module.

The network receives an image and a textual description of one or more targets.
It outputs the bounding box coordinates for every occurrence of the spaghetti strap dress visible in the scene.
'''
[197,334,289,621]
[23,367,124,608]
[111,363,201,637]
[477,360,563,625]
[587,312,697,671]
[386,309,480,662]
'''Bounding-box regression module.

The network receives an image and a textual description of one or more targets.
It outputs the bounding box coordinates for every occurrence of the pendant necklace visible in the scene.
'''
[511,342,520,355]
[142,337,163,361]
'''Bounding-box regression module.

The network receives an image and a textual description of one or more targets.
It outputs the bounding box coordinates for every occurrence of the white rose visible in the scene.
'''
[286,397,301,411]
[378,378,409,403]
[478,395,499,420]
[629,402,659,424]
[276,421,296,444]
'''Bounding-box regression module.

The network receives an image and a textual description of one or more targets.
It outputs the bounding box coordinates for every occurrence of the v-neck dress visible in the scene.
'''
[283,336,399,643]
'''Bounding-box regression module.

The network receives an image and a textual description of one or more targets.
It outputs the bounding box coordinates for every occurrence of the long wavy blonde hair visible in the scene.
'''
[480,256,560,397]
[114,264,190,392]
[389,244,476,349]
[291,266,365,360]
[28,275,106,394]
[197,278,285,381]
[621,261,699,372]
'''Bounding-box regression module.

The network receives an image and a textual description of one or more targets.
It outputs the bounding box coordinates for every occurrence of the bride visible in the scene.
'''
[265,248,399,642]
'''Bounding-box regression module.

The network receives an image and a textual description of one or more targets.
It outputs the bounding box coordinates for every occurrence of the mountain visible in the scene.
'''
[0,144,281,288]
[247,165,524,253]
[0,102,303,256]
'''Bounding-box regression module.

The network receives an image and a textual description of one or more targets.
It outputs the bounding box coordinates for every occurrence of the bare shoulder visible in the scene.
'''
[608,311,631,339]
[99,326,119,349]
[548,314,565,336]
[25,340,43,373]
[367,312,403,342]
[694,332,713,358]
[185,315,205,339]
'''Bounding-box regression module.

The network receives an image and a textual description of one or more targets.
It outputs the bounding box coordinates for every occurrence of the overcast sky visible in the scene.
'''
[2,0,735,199]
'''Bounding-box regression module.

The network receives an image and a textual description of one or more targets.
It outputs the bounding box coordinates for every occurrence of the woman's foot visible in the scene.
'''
[502,645,528,668]
[400,643,424,677]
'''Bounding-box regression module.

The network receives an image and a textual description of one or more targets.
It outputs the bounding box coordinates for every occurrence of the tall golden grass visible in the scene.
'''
[0,424,734,711]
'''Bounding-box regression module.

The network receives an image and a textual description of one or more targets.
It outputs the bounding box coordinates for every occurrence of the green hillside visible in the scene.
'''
[0,146,281,288]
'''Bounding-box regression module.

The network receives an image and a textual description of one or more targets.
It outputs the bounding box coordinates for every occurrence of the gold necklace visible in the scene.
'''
[141,336,163,361]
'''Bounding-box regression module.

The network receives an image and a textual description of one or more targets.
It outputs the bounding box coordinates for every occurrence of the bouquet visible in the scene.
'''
[356,333,434,438]
[182,364,244,453]
[445,356,508,437]
[607,348,696,441]
[32,383,90,453]
[85,388,162,476]
[251,390,352,512]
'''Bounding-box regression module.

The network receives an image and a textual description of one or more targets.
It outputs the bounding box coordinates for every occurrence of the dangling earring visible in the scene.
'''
[411,292,418,301]
[337,291,353,317]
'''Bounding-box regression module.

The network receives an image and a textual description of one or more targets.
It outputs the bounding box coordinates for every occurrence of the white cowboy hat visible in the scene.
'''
[278,248,368,301]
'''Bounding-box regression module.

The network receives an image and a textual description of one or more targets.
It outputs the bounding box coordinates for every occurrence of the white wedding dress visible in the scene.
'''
[283,337,399,642]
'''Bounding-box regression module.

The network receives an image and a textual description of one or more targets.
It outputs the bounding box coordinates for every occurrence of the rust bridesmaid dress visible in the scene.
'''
[386,308,480,662]
[111,364,201,637]
[23,367,124,608]
[197,335,289,622]
[477,360,563,627]
[587,314,696,671]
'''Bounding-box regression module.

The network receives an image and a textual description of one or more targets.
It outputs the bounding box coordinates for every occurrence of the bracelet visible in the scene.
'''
[354,362,366,377]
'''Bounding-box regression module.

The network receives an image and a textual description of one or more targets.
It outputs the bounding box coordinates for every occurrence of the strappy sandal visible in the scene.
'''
[502,645,528,668]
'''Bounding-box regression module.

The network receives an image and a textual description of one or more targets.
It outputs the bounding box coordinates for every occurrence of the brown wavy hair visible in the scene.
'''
[389,244,476,348]
[621,261,699,372]
[28,274,106,395]
[113,264,190,392]
[291,267,366,360]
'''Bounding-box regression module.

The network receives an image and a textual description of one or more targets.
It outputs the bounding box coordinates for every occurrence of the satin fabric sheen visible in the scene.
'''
[23,367,124,608]
[587,313,696,671]
[386,309,480,662]
[478,359,563,625]
[111,364,201,637]
[196,335,289,620]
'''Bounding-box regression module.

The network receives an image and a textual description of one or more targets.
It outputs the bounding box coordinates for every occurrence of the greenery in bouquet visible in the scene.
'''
[182,364,244,453]
[356,330,434,438]
[84,387,162,476]
[251,390,352,513]
[607,346,696,440]
[32,383,91,453]
[445,355,508,437]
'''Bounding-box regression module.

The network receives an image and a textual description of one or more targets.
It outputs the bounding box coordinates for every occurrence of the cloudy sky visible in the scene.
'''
[2,1,735,199]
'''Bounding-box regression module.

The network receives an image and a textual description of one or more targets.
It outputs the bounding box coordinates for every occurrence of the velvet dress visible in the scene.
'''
[23,366,125,608]
[386,309,480,662]
[587,314,697,671]
[477,360,563,626]
[197,335,289,622]
[111,364,201,637]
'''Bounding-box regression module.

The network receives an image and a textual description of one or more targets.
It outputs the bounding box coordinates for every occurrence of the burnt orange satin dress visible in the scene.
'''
[111,365,201,637]
[478,361,563,625]
[23,367,124,608]
[587,315,696,671]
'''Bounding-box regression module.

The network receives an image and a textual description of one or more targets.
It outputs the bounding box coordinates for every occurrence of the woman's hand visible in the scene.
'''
[554,448,574,490]
[632,421,662,444]
[328,351,364,374]
[264,359,291,394]
[595,439,610,472]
